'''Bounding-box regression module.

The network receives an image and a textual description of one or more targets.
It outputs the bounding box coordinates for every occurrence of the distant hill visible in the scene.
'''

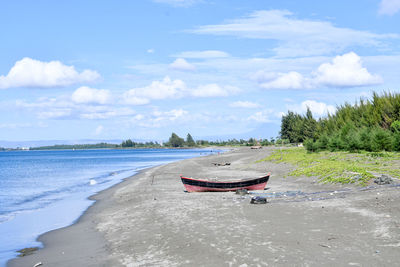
[0,139,125,149]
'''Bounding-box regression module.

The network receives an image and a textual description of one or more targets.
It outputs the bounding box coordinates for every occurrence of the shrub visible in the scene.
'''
[328,134,343,151]
[316,134,329,150]
[371,128,393,151]
[345,130,361,152]
[392,132,400,151]
[304,139,318,152]
[359,128,373,151]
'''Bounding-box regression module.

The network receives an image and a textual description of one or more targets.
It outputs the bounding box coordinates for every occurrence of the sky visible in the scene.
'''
[1,0,400,142]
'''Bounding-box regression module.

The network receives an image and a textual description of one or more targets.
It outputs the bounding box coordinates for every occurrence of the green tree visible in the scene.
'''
[371,128,393,151]
[122,139,134,147]
[186,133,196,147]
[390,120,400,133]
[169,133,184,147]
[302,107,317,140]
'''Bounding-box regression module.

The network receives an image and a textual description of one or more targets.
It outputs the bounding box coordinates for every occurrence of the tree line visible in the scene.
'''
[280,91,400,152]
[122,133,277,148]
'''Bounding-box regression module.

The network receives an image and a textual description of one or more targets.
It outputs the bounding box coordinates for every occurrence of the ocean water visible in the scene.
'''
[0,148,216,266]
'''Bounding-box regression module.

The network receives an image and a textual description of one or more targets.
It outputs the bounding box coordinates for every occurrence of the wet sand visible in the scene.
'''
[9,147,400,266]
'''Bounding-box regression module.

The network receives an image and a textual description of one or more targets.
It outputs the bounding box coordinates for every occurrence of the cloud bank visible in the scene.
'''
[123,76,240,104]
[255,52,382,89]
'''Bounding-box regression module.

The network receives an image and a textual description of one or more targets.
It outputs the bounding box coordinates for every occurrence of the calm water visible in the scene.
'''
[0,148,215,266]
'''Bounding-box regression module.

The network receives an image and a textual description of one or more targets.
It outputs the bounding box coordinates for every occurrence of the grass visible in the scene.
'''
[258,147,400,186]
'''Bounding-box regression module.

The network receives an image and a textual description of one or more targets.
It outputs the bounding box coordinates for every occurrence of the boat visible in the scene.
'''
[180,173,270,192]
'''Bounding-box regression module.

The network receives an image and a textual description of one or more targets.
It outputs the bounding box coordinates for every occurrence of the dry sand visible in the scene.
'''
[9,147,400,266]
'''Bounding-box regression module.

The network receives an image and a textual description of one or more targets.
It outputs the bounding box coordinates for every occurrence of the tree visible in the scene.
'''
[121,139,134,147]
[302,107,317,141]
[169,133,184,147]
[186,133,195,147]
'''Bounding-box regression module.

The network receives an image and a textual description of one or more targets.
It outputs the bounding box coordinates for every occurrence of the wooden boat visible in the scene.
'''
[180,173,270,192]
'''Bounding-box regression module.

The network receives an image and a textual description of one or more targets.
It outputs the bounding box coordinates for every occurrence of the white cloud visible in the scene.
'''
[247,110,273,123]
[190,10,398,57]
[71,86,111,104]
[230,101,260,108]
[147,48,155,53]
[259,71,309,89]
[313,52,383,87]
[301,100,336,116]
[0,57,100,89]
[123,76,238,104]
[124,76,186,105]
[169,58,196,71]
[379,0,400,15]
[286,100,336,117]
[174,50,230,58]
[254,52,382,89]
[191,84,240,97]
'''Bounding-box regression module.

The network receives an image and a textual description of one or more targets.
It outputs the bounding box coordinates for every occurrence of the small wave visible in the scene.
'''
[4,168,139,222]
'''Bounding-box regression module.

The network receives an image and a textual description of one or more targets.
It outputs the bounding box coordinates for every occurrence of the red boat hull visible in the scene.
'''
[180,173,270,192]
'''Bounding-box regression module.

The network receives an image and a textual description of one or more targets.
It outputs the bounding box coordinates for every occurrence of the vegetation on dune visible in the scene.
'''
[280,91,400,153]
[259,147,400,185]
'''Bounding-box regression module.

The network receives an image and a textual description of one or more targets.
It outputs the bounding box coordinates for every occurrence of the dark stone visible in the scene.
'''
[374,174,393,185]
[250,196,267,204]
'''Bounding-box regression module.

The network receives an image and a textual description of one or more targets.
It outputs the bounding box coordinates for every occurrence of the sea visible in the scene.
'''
[0,148,217,266]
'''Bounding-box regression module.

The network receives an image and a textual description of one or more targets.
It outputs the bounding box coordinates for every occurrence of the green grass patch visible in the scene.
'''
[258,147,400,185]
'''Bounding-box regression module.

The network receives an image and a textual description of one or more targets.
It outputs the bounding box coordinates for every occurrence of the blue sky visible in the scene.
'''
[1,0,400,142]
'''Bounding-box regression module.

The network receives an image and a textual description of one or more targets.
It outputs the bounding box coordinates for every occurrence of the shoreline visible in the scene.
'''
[9,146,400,266]
[7,162,155,267]
[7,148,223,267]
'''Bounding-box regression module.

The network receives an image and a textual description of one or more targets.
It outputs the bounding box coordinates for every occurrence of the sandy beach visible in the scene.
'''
[8,147,400,266]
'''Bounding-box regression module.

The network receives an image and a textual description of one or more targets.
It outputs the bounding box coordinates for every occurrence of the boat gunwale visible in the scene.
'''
[180,172,270,184]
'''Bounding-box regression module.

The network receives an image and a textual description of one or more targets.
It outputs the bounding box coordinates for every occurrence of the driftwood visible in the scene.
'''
[212,162,231,166]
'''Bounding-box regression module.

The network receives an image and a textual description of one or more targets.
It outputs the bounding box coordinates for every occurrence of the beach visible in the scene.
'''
[8,147,400,266]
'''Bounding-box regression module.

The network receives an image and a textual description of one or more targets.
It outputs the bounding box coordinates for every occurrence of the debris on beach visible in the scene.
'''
[33,262,43,267]
[250,196,267,204]
[212,162,231,166]
[374,174,393,185]
[236,188,248,195]
[16,247,39,257]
